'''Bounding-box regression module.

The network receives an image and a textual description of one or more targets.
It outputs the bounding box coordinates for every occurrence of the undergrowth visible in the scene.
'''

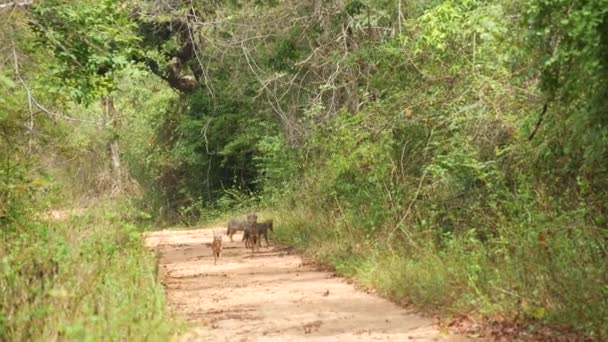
[0,200,176,341]
[272,203,608,339]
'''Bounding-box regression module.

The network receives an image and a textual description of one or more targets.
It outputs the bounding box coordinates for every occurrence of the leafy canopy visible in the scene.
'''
[30,0,142,103]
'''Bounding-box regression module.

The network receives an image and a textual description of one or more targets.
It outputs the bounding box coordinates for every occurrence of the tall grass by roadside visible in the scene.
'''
[271,204,607,339]
[0,200,176,341]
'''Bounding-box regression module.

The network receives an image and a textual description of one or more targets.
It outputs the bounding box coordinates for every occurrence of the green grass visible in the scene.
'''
[271,205,608,339]
[0,200,178,341]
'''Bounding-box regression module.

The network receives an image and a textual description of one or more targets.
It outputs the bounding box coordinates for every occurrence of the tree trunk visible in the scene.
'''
[101,96,124,195]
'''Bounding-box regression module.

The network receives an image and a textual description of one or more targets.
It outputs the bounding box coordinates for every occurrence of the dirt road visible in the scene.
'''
[145,227,470,341]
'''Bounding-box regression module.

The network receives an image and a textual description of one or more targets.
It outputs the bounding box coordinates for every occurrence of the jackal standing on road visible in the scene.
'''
[211,231,223,265]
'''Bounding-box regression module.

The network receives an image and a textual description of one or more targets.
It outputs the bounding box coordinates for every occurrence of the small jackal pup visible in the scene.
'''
[243,219,273,248]
[211,231,223,265]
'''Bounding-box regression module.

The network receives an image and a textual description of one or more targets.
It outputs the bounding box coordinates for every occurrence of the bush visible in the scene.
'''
[0,200,176,340]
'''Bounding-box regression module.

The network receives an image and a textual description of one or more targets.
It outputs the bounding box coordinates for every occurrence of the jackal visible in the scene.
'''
[226,219,247,242]
[243,219,273,248]
[245,213,259,252]
[242,228,256,249]
[211,231,222,265]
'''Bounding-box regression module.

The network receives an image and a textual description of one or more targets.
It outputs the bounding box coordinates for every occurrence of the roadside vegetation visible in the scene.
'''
[1,201,172,340]
[1,7,174,340]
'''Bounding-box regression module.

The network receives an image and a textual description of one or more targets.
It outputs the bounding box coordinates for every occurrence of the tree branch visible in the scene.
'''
[528,103,548,141]
[11,41,101,125]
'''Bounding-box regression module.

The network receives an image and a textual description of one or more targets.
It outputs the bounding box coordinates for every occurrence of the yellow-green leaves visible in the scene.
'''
[30,0,142,104]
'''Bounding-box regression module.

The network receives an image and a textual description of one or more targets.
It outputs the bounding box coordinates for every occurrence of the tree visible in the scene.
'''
[29,0,142,194]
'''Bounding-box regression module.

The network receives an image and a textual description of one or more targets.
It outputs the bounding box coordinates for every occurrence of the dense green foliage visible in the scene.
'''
[1,4,173,340]
[30,0,142,103]
[1,201,172,340]
[2,0,607,339]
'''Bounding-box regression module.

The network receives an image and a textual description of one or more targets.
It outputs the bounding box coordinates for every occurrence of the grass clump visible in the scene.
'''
[0,200,176,341]
[271,194,608,338]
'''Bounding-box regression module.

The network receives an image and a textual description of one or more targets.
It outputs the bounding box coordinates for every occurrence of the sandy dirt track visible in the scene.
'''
[145,227,470,342]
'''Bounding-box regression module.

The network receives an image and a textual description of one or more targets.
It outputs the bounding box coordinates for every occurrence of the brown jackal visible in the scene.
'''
[245,213,259,252]
[243,219,273,248]
[243,227,256,249]
[211,231,222,265]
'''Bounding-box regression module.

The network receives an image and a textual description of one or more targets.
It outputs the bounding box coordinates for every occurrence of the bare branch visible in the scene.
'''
[11,40,102,126]
[528,103,548,141]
